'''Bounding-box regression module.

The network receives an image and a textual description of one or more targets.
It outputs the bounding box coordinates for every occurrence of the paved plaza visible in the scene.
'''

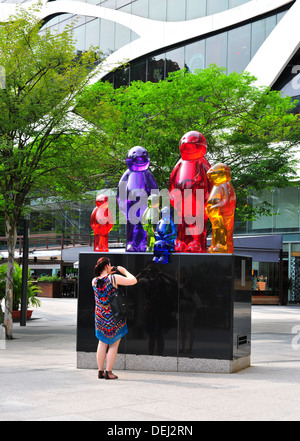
[1,298,300,421]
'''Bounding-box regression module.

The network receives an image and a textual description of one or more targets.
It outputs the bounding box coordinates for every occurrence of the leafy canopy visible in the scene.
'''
[0,4,101,230]
[76,65,300,222]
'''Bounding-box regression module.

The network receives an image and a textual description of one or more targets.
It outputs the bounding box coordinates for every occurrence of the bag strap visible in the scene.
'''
[109,274,117,288]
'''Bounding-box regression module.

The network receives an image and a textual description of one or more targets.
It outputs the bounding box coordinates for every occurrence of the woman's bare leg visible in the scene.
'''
[97,341,108,371]
[106,339,121,372]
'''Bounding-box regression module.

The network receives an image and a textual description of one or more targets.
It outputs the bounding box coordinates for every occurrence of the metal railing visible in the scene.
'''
[0,232,123,253]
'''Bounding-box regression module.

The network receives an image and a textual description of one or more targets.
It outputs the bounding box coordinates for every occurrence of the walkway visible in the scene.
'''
[1,299,300,421]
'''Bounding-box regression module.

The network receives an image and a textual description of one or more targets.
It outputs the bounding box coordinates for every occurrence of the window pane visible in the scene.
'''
[57,14,73,33]
[206,32,227,68]
[277,10,288,23]
[251,16,276,58]
[116,0,131,8]
[149,0,167,21]
[130,60,147,83]
[166,47,185,75]
[185,40,205,73]
[73,25,86,53]
[229,0,250,7]
[186,0,206,20]
[147,55,165,82]
[227,24,251,73]
[116,3,132,47]
[86,19,100,49]
[100,0,116,8]
[100,19,115,56]
[114,67,130,87]
[274,188,299,230]
[115,23,131,50]
[167,0,186,21]
[249,191,273,233]
[207,0,228,15]
[132,0,149,18]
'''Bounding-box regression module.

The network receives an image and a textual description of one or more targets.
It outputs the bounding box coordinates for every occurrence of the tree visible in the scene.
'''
[0,5,101,338]
[76,65,300,221]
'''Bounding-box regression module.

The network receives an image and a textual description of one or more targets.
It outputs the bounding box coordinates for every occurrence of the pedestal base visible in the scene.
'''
[77,252,252,374]
[77,352,250,374]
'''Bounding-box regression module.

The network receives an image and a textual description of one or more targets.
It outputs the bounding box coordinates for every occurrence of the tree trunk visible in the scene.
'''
[4,215,17,339]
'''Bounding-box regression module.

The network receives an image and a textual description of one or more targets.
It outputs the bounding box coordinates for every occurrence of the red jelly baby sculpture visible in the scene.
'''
[91,193,113,252]
[205,163,236,254]
[169,131,212,253]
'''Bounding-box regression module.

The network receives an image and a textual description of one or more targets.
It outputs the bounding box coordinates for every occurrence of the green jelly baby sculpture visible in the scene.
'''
[142,193,160,252]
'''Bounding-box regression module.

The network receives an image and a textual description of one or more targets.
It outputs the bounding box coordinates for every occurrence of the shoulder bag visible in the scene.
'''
[108,274,127,318]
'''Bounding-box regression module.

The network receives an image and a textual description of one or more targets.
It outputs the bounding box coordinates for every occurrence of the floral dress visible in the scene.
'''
[93,275,128,344]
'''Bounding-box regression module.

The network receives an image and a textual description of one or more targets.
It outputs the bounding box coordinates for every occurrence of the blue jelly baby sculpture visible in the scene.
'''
[153,206,177,264]
[117,146,159,252]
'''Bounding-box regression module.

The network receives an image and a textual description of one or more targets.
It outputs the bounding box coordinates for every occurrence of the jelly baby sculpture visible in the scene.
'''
[117,146,159,252]
[169,131,212,253]
[91,193,113,252]
[142,193,160,252]
[153,206,177,264]
[205,163,236,253]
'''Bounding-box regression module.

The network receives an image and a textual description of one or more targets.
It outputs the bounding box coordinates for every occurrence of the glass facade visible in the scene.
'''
[237,187,300,235]
[38,0,269,63]
[98,0,252,21]
[101,10,286,85]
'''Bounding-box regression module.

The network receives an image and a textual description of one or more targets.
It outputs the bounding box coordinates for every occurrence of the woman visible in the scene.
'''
[92,257,137,380]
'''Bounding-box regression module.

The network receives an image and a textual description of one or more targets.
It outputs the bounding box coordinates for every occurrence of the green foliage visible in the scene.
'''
[0,5,106,336]
[0,6,101,231]
[37,275,61,282]
[0,262,41,310]
[76,65,300,223]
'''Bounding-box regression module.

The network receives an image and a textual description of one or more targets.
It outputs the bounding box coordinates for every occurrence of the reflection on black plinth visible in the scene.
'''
[77,253,252,364]
[127,258,178,357]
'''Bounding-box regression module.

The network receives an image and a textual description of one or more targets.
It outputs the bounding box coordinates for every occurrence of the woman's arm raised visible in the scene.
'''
[113,266,137,287]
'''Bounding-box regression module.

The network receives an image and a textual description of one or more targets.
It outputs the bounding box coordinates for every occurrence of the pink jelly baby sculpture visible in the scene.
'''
[169,131,212,253]
[206,163,236,254]
[91,193,113,252]
[117,146,158,252]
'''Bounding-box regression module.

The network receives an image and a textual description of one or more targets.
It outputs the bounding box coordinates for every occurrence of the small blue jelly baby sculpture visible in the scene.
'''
[117,146,158,252]
[153,206,177,264]
[142,193,160,252]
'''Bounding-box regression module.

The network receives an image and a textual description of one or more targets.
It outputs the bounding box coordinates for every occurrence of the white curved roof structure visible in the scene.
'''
[1,0,299,87]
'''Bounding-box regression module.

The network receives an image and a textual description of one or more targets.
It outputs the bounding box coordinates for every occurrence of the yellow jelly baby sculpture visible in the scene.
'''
[206,163,236,254]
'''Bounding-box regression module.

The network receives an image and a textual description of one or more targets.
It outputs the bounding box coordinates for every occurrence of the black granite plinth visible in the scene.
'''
[77,252,252,373]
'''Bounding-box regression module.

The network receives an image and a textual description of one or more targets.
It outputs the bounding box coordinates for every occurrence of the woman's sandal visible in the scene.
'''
[105,370,118,380]
[98,370,105,379]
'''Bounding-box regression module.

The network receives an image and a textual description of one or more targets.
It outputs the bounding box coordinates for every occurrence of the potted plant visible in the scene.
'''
[36,275,61,298]
[0,262,41,319]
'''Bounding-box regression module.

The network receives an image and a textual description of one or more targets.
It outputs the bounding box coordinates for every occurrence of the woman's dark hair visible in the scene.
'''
[94,257,111,277]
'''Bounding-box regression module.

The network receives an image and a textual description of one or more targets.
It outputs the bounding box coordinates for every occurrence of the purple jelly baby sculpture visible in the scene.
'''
[117,146,159,252]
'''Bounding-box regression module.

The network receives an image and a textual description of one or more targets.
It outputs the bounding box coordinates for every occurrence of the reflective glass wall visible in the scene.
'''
[104,9,286,86]
[93,0,251,21]
[40,14,140,57]
[233,186,300,236]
